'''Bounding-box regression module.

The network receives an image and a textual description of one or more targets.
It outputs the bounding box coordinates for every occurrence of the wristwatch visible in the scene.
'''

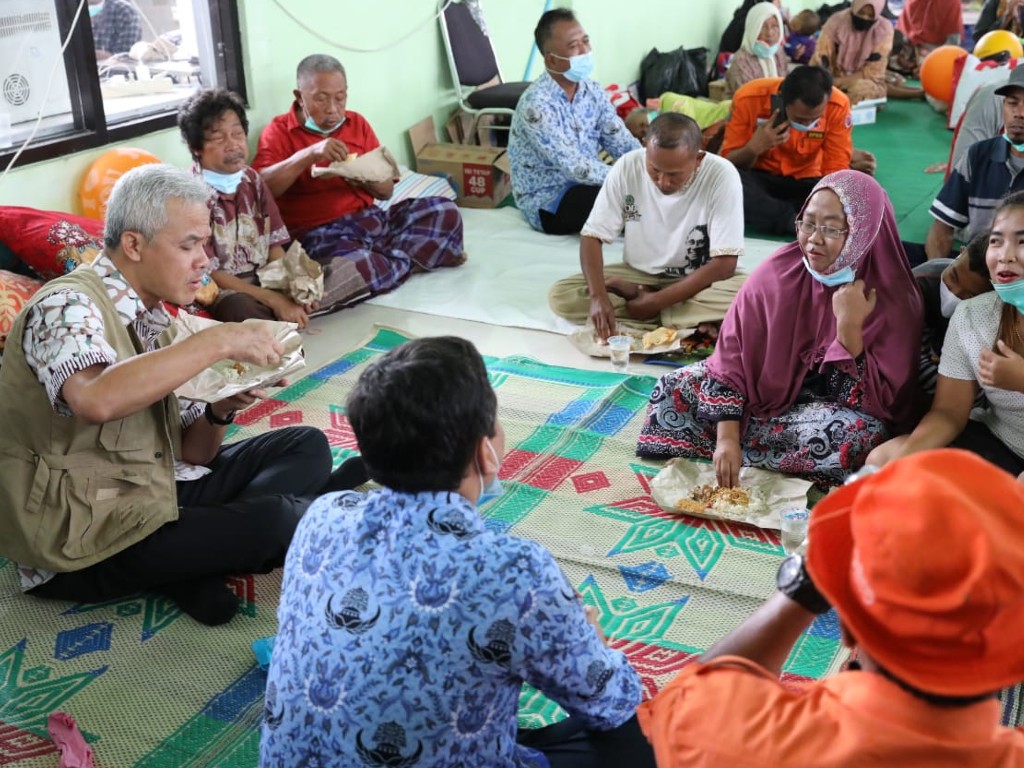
[204,402,236,426]
[776,554,831,614]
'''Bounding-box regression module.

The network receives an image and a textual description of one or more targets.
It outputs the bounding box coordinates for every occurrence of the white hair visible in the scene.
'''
[103,164,211,249]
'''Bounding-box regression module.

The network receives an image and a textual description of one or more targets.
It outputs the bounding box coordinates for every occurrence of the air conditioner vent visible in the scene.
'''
[0,12,53,40]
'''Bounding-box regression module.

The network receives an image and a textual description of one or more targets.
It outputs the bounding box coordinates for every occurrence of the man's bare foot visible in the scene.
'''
[605,277,642,300]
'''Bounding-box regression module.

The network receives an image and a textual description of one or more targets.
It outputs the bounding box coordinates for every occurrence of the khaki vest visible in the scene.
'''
[0,266,181,571]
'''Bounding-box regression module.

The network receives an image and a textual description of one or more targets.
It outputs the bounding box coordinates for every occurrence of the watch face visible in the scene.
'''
[777,554,803,590]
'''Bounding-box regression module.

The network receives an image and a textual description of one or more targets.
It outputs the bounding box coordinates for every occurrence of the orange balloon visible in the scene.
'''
[920,45,968,104]
[78,147,162,220]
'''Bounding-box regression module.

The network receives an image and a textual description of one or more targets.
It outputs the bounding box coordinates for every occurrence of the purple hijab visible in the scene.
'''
[705,170,923,427]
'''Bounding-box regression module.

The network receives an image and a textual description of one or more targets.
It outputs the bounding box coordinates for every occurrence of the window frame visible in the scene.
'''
[0,0,246,170]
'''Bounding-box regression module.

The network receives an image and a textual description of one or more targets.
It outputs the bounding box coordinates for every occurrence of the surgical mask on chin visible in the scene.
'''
[803,258,856,286]
[1003,133,1024,153]
[752,40,779,58]
[992,279,1024,312]
[548,51,595,83]
[851,15,876,32]
[301,102,344,135]
[89,2,104,17]
[789,118,821,133]
[938,279,961,319]
[476,440,504,506]
[202,167,245,195]
[304,115,344,135]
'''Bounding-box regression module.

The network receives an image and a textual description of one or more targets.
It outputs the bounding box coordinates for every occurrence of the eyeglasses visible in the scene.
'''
[795,219,848,240]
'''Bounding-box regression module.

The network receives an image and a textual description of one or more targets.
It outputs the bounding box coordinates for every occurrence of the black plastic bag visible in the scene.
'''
[639,46,709,102]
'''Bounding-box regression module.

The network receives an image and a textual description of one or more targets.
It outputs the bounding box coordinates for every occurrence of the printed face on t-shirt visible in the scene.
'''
[684,225,709,272]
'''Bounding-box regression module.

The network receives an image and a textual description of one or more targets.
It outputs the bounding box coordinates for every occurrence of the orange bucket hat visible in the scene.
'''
[807,449,1024,696]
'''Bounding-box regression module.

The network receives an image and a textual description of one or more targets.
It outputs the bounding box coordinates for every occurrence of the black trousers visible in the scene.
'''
[737,169,819,236]
[951,420,1024,476]
[32,426,332,603]
[540,184,603,235]
[517,715,656,768]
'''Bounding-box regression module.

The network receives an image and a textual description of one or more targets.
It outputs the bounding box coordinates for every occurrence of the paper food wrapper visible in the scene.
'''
[568,325,693,358]
[309,146,399,184]
[650,458,812,530]
[256,241,324,305]
[169,314,306,403]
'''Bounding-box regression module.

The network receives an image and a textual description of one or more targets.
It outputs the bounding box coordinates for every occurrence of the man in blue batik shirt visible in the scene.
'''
[260,337,654,768]
[509,8,641,235]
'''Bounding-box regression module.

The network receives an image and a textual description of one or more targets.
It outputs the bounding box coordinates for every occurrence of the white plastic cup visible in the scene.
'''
[607,335,632,373]
[780,508,810,555]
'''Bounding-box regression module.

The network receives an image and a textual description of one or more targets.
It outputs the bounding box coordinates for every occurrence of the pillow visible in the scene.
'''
[377,169,457,212]
[0,207,104,280]
[0,269,44,352]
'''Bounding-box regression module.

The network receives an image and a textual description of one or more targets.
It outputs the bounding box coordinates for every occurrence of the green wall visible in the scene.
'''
[0,0,763,213]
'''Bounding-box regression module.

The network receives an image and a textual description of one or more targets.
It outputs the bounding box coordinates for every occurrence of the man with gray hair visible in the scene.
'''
[0,164,361,626]
[253,54,465,311]
[549,113,747,340]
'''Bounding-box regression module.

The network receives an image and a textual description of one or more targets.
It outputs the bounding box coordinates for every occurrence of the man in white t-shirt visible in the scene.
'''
[548,113,747,339]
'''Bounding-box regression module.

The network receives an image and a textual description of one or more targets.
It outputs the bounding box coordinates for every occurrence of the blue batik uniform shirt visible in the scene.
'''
[509,73,641,231]
[260,488,642,768]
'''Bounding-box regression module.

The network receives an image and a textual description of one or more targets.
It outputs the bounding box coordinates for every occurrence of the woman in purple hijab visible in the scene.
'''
[637,170,923,487]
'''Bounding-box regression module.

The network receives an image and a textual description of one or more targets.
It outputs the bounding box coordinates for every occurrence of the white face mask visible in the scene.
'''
[938,278,961,319]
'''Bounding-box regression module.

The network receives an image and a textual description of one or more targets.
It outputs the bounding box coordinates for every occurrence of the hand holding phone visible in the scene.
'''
[770,94,787,127]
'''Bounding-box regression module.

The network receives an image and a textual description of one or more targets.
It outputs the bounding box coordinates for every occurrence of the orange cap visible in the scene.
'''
[807,449,1024,696]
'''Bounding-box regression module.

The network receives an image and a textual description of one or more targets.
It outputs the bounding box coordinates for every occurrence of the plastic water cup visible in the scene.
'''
[780,508,810,555]
[607,335,632,373]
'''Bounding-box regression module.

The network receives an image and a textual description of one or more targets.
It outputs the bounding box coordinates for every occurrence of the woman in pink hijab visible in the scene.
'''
[810,0,892,104]
[637,171,923,487]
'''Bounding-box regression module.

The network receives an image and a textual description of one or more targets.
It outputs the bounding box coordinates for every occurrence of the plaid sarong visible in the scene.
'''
[300,197,464,311]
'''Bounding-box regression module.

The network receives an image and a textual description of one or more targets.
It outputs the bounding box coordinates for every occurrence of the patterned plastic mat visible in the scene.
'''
[0,326,872,766]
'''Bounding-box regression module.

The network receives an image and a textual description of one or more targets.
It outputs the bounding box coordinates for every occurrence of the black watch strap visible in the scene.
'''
[204,402,236,426]
[777,555,831,615]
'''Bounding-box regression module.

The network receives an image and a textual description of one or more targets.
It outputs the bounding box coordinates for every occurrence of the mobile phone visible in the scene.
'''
[770,94,787,127]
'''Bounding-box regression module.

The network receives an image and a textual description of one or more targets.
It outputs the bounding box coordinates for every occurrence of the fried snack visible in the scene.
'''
[345,152,360,162]
[193,275,219,306]
[675,498,707,514]
[642,326,678,350]
[230,362,246,375]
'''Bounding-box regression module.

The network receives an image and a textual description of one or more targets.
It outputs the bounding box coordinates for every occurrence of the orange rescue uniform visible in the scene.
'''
[721,78,853,180]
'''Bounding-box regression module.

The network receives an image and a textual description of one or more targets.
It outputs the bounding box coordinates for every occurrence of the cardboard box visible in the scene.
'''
[707,79,728,103]
[409,117,511,209]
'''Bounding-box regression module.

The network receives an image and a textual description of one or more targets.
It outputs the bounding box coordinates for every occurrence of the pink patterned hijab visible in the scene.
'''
[827,0,893,76]
[705,170,923,427]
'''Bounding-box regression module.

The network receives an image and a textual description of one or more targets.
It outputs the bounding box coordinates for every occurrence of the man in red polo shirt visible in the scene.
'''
[638,449,1024,767]
[252,54,465,311]
[722,67,853,236]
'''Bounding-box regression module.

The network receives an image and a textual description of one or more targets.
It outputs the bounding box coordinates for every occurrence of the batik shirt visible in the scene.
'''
[261,488,642,768]
[91,0,143,55]
[18,252,207,591]
[197,165,290,277]
[509,73,640,231]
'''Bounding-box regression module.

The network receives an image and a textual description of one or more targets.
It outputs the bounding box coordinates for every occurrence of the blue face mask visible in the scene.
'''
[789,118,821,133]
[992,279,1024,311]
[1004,133,1024,153]
[549,51,595,83]
[752,40,779,58]
[476,440,504,506]
[89,2,104,17]
[202,167,245,195]
[804,258,856,286]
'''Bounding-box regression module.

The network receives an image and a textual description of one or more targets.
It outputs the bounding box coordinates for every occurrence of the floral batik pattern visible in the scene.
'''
[637,361,888,487]
[261,488,642,768]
